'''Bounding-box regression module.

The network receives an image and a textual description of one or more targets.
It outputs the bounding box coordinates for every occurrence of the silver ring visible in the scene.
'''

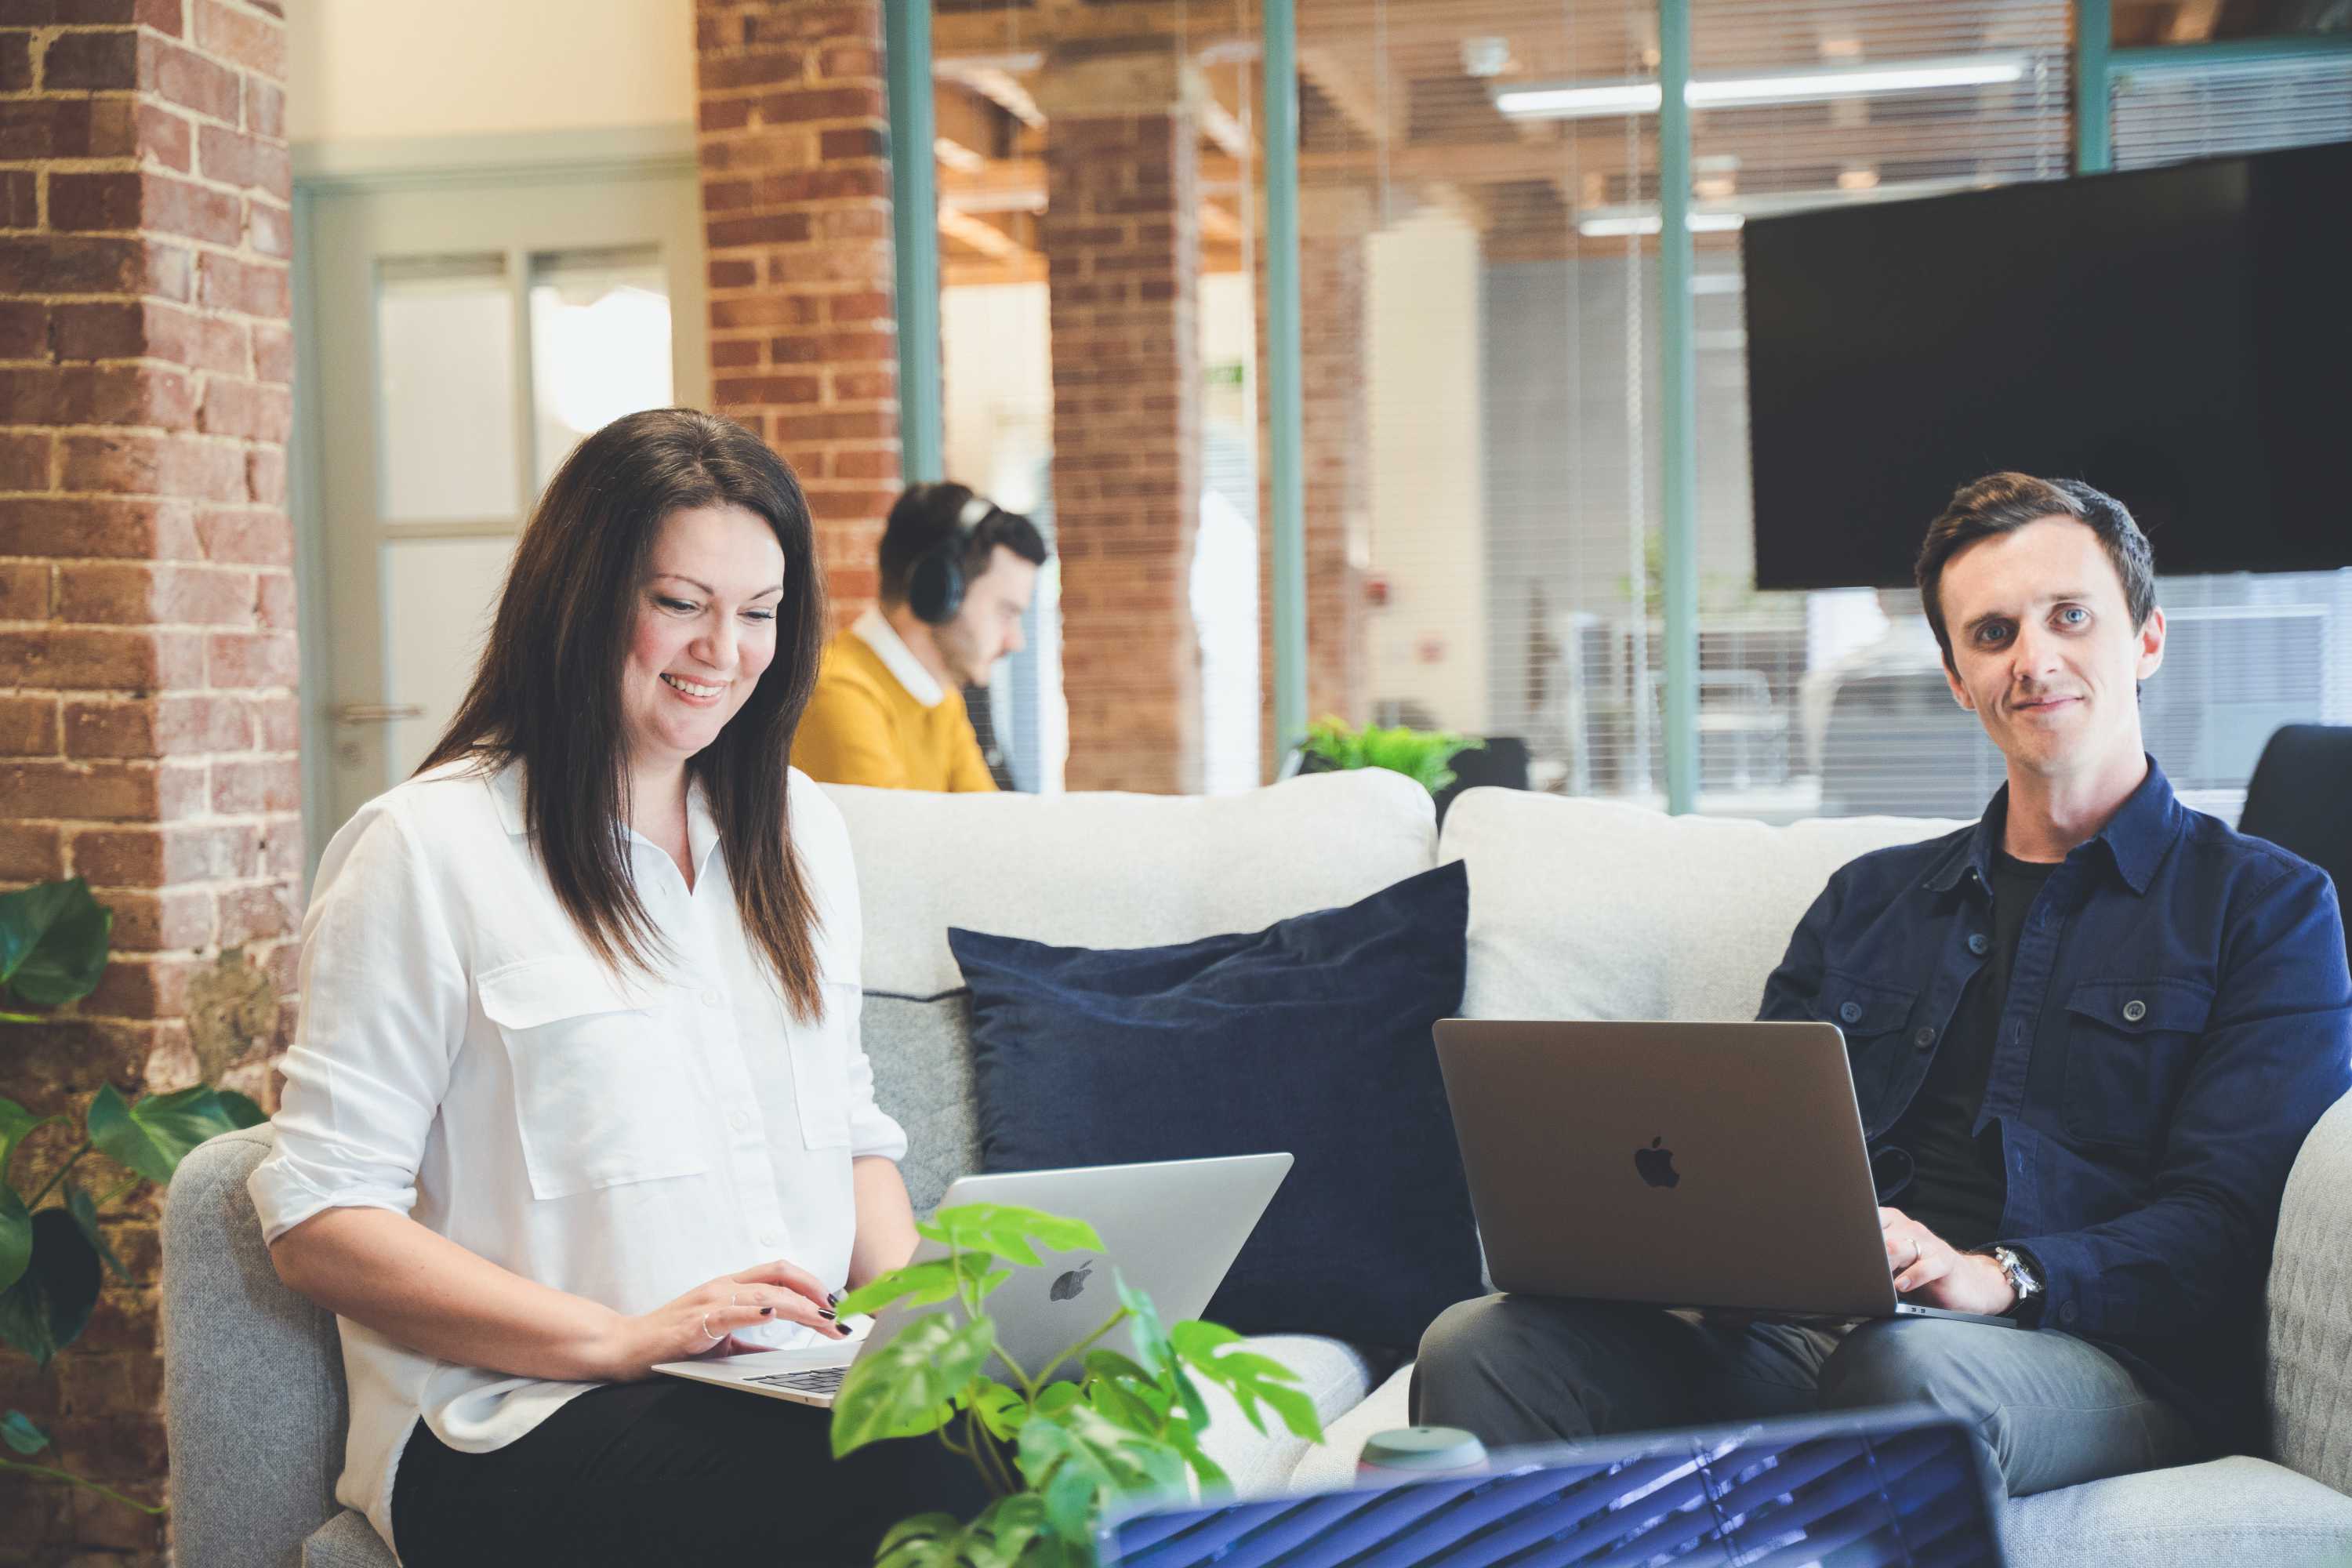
[700,1312,724,1343]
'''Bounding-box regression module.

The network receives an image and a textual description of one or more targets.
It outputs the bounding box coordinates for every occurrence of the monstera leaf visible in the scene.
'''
[0,1208,101,1366]
[85,1083,244,1187]
[0,879,112,1012]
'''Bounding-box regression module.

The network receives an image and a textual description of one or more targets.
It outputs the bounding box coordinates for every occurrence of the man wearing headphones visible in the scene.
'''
[792,482,1048,791]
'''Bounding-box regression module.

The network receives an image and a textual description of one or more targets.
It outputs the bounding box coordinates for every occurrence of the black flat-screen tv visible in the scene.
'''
[1743,139,2352,591]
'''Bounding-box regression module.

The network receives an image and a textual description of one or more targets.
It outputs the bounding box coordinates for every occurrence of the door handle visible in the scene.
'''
[333,703,425,725]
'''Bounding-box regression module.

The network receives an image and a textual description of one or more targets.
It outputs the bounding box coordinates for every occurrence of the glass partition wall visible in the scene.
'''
[916,1,2350,811]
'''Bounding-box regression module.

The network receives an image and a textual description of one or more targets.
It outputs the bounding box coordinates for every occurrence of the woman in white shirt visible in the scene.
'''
[250,410,986,1565]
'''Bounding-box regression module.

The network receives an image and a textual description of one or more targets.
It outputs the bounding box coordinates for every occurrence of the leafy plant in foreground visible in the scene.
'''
[830,1203,1323,1567]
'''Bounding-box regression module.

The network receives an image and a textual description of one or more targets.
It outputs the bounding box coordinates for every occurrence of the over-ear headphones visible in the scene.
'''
[907,491,997,625]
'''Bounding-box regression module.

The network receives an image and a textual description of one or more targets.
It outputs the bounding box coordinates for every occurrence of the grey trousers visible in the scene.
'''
[1413,1295,2205,1501]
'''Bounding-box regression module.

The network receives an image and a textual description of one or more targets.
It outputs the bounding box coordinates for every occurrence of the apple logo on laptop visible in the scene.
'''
[1635,1137,1680,1189]
[1050,1261,1094,1302]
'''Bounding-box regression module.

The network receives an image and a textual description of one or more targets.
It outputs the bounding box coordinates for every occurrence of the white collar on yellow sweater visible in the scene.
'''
[852,607,947,709]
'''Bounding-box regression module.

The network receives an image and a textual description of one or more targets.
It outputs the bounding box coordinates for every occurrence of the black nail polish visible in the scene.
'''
[818,1308,837,1320]
[760,1307,774,1316]
[826,1290,844,1307]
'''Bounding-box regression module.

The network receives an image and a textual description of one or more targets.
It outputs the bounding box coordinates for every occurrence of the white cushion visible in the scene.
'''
[2269,1091,2352,1499]
[1439,789,1963,1023]
[1194,1336,1388,1498]
[823,770,1439,997]
[2005,1454,2352,1567]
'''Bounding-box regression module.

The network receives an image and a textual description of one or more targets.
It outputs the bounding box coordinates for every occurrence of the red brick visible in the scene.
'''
[103,886,217,949]
[205,628,293,687]
[246,195,291,257]
[191,0,281,76]
[0,821,64,880]
[0,96,136,159]
[0,167,32,227]
[65,693,252,758]
[197,376,286,441]
[706,211,812,249]
[0,30,29,90]
[209,753,295,813]
[59,433,248,503]
[818,126,885,161]
[0,626,208,690]
[827,289,893,324]
[0,496,201,560]
[58,561,256,626]
[141,36,240,122]
[829,448,897,481]
[0,558,50,618]
[136,100,193,171]
[0,428,49,491]
[700,49,804,91]
[769,409,895,441]
[0,298,43,358]
[68,821,262,885]
[0,234,172,296]
[0,694,59,756]
[707,258,758,289]
[196,249,287,316]
[242,74,282,140]
[80,950,207,1020]
[249,320,289,383]
[44,27,140,89]
[710,292,818,330]
[0,758,162,822]
[0,362,197,430]
[192,505,288,564]
[250,690,294,750]
[215,879,292,944]
[196,122,289,197]
[713,373,820,405]
[244,444,283,503]
[255,568,292,629]
[0,0,183,24]
[754,84,882,123]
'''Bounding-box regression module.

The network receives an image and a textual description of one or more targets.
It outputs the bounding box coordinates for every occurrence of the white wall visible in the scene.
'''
[285,0,695,145]
[1367,209,1489,732]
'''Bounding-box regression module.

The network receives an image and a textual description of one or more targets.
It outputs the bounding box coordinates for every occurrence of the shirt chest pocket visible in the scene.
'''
[2061,977,2212,1150]
[1814,973,1918,1108]
[479,956,712,1200]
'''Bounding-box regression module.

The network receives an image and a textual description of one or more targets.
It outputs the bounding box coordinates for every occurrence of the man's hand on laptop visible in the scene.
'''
[1879,1208,2017,1316]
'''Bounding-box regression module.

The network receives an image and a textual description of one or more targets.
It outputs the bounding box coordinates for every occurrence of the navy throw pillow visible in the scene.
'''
[949,860,1481,1351]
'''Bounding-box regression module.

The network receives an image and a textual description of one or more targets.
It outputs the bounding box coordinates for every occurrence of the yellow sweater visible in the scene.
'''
[791,616,998,792]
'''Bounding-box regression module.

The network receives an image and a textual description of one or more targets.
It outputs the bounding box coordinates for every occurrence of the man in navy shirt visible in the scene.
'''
[1417,473,2352,1497]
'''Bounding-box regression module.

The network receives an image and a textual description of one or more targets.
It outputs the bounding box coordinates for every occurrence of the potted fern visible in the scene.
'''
[830,1203,1323,1566]
[1298,717,1485,798]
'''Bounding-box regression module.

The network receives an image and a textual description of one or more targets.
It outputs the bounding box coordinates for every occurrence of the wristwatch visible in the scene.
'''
[1986,1245,2043,1317]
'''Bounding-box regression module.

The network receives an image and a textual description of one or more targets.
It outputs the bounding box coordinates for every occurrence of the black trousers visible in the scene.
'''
[390,1380,996,1567]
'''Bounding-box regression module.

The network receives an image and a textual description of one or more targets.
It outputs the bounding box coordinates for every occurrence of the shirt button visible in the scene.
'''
[760,1231,781,1249]
[728,1109,747,1131]
[1967,932,1989,956]
[1839,1001,1863,1024]
[702,988,724,1008]
[2122,999,2147,1024]
[2060,1302,2079,1327]
[1912,1025,1936,1051]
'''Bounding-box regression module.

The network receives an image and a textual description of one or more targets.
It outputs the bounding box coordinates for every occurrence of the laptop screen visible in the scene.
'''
[1101,1410,2002,1567]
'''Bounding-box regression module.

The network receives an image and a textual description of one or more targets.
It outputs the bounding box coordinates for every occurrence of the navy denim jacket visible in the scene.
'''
[1758,757,2352,1439]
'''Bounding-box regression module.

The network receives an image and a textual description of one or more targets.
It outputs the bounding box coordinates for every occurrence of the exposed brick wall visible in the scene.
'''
[693,0,900,624]
[0,1,294,1559]
[1041,50,1202,794]
[1258,186,1372,774]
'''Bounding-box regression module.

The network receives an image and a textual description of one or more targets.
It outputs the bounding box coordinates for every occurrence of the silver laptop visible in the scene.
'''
[1432,1020,2018,1328]
[654,1153,1294,1406]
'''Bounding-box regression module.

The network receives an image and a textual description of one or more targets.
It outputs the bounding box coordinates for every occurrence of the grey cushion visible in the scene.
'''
[303,1508,399,1568]
[164,1125,352,1568]
[864,989,980,1217]
[2004,1455,2352,1568]
[2269,1091,2352,1497]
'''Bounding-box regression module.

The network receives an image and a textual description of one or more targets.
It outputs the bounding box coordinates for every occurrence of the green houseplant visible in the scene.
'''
[830,1203,1324,1567]
[1301,717,1485,797]
[2,876,267,1512]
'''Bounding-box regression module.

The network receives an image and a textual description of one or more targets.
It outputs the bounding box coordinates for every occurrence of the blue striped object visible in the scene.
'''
[1102,1410,2002,1568]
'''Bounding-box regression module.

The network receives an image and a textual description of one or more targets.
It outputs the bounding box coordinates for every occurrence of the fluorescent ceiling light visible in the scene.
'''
[1496,54,2030,121]
[1578,211,1746,238]
[1573,176,1999,238]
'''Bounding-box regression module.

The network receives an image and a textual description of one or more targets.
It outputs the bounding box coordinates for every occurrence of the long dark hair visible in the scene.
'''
[419,409,830,1020]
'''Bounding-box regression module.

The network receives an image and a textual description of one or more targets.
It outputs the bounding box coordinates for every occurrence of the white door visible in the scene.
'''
[307,169,708,842]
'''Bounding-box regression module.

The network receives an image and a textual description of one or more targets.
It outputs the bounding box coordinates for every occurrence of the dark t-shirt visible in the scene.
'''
[1884,850,2059,1250]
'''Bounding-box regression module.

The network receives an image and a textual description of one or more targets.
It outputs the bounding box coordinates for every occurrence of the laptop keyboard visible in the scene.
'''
[746,1365,848,1397]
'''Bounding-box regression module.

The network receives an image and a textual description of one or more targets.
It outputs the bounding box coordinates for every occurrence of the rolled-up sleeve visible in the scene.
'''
[248,803,469,1244]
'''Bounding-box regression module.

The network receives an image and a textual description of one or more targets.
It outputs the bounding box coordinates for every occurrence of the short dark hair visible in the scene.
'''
[1915,471,2156,669]
[877,481,1047,605]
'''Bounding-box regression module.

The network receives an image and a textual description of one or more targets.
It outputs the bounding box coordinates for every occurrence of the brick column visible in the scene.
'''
[0,0,294,1558]
[694,0,900,622]
[1260,184,1372,772]
[1041,48,1203,794]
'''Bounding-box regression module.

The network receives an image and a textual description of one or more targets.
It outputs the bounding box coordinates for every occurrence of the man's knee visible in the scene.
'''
[1817,1319,1997,1430]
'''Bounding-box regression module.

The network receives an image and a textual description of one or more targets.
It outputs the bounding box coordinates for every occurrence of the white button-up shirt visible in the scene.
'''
[249,761,904,1558]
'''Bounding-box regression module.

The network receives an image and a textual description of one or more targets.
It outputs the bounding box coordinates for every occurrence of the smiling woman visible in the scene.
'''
[249,409,988,1565]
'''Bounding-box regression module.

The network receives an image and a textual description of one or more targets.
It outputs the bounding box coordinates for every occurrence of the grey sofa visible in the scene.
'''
[163,772,2352,1564]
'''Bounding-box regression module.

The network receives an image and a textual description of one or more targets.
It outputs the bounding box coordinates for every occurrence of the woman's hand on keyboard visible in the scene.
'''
[600,1258,847,1379]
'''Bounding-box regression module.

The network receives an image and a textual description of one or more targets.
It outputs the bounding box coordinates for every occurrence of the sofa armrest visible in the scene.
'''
[2267,1091,2352,1496]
